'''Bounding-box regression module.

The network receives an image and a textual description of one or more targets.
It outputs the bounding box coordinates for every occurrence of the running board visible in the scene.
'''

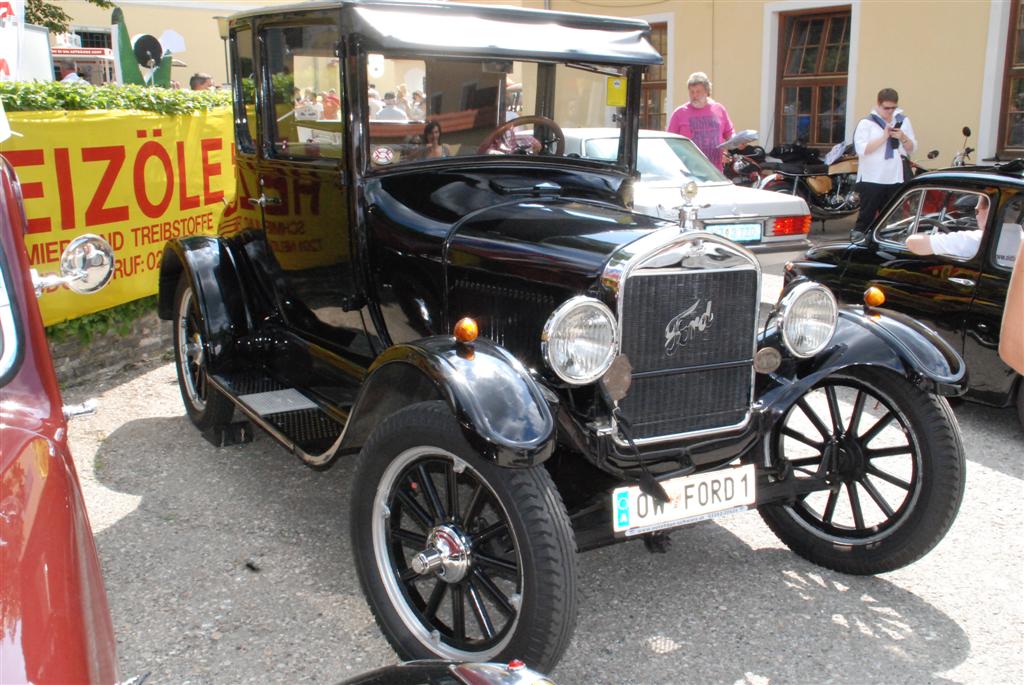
[209,371,347,467]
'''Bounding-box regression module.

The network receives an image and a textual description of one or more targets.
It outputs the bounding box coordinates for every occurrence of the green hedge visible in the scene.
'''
[0,80,231,114]
[46,296,160,345]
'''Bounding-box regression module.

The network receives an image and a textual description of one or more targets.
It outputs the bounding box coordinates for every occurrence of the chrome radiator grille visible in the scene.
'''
[618,267,758,441]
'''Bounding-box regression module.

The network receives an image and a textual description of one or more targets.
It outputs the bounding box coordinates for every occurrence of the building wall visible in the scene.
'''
[56,0,264,86]
[57,0,1009,160]
[540,0,1003,161]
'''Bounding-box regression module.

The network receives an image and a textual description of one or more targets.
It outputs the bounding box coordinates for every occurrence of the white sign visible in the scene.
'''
[0,0,25,82]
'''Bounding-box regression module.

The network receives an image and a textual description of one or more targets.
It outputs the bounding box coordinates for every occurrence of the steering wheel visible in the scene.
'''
[917,218,950,235]
[477,115,565,156]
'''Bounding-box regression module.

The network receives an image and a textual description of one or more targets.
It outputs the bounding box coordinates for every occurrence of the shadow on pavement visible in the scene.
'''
[91,409,970,685]
[564,526,968,684]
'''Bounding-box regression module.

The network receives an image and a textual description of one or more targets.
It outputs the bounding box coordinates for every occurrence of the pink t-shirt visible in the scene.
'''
[667,99,734,168]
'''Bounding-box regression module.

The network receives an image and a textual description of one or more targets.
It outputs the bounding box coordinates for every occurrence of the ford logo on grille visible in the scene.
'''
[665,299,715,356]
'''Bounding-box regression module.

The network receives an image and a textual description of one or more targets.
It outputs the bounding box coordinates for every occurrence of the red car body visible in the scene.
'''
[0,156,119,683]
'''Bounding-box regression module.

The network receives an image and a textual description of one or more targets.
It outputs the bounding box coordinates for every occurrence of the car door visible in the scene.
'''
[250,16,375,393]
[0,158,119,685]
[844,185,990,356]
[963,190,1023,405]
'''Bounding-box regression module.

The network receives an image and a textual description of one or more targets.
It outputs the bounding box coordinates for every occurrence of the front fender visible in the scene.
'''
[756,306,966,431]
[158,236,251,371]
[340,337,555,467]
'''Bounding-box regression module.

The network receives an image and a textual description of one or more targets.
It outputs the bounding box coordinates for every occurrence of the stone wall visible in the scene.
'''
[50,311,173,389]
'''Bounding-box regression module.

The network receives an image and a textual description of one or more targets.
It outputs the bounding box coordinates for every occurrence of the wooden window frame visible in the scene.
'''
[640,22,667,131]
[774,7,851,150]
[998,0,1024,156]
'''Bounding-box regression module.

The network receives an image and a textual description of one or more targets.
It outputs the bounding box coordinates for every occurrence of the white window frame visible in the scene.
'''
[979,0,1013,160]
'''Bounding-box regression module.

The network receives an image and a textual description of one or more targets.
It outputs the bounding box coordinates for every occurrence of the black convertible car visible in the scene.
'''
[786,163,1023,425]
[159,0,969,672]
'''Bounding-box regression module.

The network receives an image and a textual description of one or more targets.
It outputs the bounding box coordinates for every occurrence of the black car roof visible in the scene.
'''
[229,0,663,66]
[914,161,1024,188]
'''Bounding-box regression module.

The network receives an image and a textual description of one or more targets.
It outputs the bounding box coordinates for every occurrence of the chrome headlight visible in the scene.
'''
[541,296,618,385]
[777,282,838,358]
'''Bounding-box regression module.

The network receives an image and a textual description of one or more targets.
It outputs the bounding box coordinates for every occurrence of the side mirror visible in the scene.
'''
[962,126,972,137]
[33,234,115,296]
[927,149,940,160]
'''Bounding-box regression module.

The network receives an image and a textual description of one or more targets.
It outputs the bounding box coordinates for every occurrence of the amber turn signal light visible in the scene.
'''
[454,317,479,343]
[864,286,885,308]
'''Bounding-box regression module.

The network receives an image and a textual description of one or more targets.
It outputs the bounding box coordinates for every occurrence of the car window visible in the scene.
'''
[993,195,1023,272]
[911,188,988,260]
[367,56,624,168]
[230,27,256,154]
[0,243,19,384]
[876,187,988,261]
[875,189,923,244]
[263,23,343,161]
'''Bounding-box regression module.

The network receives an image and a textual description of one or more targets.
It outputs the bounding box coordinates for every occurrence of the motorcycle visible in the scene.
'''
[908,149,941,176]
[756,140,860,221]
[720,129,766,187]
[951,126,974,166]
[908,126,973,176]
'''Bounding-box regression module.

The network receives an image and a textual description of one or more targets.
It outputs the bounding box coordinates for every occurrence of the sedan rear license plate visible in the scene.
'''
[706,222,762,243]
[612,464,756,537]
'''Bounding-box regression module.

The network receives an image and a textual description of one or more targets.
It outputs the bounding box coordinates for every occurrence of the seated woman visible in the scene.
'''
[421,121,450,159]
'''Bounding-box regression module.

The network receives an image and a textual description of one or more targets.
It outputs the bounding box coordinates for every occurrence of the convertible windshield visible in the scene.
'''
[0,243,18,382]
[366,56,626,168]
[584,136,728,184]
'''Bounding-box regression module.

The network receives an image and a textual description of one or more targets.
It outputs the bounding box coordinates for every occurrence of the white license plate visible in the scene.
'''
[612,464,756,537]
[705,222,762,243]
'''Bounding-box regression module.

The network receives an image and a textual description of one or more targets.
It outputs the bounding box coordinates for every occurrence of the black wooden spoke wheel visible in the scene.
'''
[172,279,233,430]
[759,368,965,575]
[351,401,577,671]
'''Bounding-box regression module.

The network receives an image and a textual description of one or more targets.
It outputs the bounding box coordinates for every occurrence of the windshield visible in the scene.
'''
[0,241,18,384]
[367,56,627,168]
[584,136,728,184]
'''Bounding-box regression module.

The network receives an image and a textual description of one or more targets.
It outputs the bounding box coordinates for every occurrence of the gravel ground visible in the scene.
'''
[63,354,1023,685]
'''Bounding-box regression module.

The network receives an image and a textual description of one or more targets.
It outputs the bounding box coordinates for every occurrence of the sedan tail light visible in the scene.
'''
[771,215,812,236]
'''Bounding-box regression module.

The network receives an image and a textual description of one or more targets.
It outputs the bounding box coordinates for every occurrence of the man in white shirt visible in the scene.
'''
[367,88,384,117]
[852,88,917,240]
[907,194,988,259]
[375,92,409,121]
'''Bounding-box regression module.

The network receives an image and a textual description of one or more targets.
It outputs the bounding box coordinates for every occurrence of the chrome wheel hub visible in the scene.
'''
[186,333,204,367]
[411,524,472,583]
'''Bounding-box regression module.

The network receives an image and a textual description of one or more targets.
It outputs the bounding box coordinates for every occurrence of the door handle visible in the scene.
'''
[248,193,282,207]
[948,277,975,287]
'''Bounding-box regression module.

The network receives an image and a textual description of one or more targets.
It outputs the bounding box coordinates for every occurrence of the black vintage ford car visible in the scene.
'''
[159,0,968,672]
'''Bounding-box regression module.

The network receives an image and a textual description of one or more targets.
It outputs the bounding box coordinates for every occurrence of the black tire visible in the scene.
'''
[350,401,577,672]
[759,368,965,575]
[172,278,234,431]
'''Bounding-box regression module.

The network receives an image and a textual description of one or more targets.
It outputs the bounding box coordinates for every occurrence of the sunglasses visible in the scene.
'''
[880,105,898,111]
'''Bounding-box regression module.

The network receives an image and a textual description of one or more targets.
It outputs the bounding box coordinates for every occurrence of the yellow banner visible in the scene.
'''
[0,108,234,326]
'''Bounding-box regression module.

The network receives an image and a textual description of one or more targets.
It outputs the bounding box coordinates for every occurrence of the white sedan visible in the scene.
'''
[562,128,812,253]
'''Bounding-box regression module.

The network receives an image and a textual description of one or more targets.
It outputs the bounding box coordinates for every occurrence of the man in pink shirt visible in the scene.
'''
[667,72,735,169]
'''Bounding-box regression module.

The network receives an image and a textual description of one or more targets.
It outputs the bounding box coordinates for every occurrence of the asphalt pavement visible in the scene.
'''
[64,213,1023,684]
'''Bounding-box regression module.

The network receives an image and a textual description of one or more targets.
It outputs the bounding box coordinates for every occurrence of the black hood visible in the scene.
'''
[446,196,669,292]
[368,164,672,294]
